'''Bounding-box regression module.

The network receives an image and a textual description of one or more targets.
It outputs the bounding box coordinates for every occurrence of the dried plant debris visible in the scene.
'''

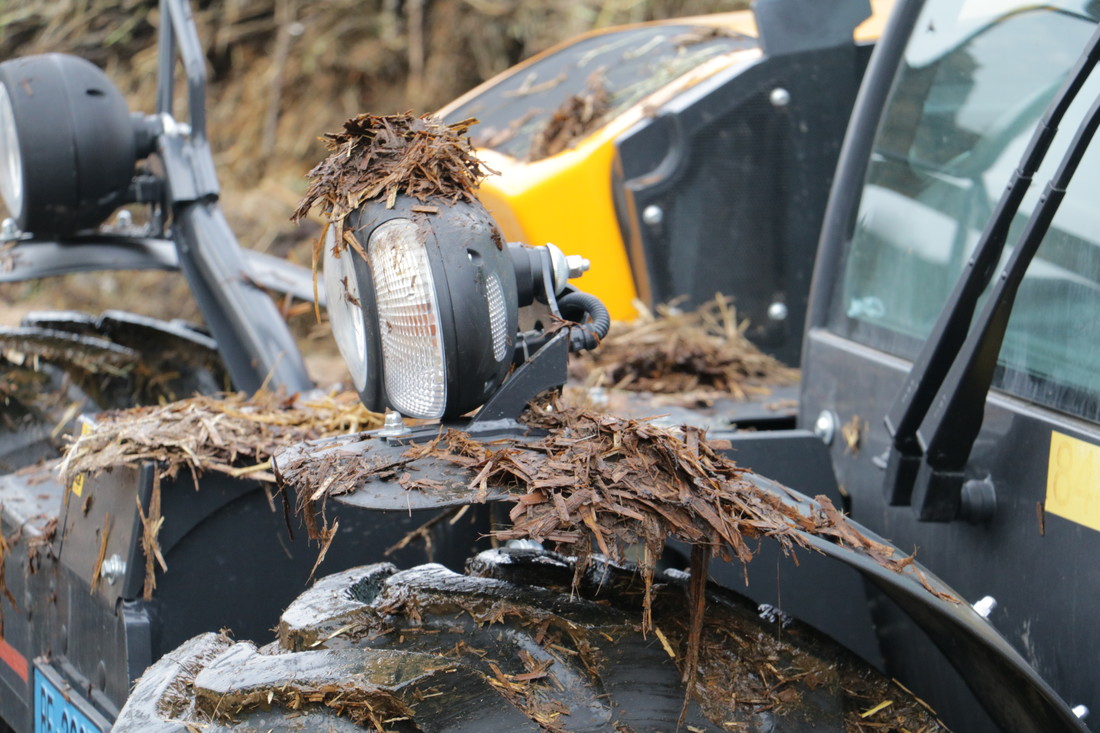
[292,112,494,231]
[0,320,230,471]
[60,390,383,488]
[527,71,611,161]
[570,294,798,404]
[287,405,950,629]
[280,404,956,714]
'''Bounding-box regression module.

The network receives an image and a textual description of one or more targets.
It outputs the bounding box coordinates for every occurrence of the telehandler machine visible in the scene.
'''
[0,0,1095,731]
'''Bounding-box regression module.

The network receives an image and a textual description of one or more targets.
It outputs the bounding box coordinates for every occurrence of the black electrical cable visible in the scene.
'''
[557,290,611,352]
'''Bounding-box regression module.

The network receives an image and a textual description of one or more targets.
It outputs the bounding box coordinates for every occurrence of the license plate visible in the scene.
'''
[34,666,107,733]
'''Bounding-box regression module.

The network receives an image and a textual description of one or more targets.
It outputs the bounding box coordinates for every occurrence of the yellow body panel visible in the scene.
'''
[477,143,638,318]
[469,44,763,320]
[441,1,894,320]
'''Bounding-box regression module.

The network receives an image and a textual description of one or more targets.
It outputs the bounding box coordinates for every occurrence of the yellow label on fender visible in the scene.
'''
[1047,431,1100,533]
[69,422,92,498]
[69,473,85,498]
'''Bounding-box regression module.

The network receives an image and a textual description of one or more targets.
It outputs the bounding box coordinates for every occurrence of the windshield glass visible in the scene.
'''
[833,0,1100,421]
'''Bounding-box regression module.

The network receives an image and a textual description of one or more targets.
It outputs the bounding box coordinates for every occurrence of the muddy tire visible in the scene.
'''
[115,548,945,732]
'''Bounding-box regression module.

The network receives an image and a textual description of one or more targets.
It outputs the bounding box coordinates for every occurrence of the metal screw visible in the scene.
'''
[1,218,20,242]
[376,410,409,437]
[770,87,791,107]
[160,113,192,138]
[102,554,126,586]
[767,302,789,321]
[1072,705,1089,720]
[642,204,664,226]
[813,410,838,446]
[972,595,997,618]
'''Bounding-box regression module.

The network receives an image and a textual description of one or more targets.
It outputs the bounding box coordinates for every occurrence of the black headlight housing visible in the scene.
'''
[324,195,519,420]
[0,53,137,235]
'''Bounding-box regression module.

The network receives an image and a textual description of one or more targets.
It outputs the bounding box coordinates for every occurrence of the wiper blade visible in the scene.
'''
[881,23,1100,507]
[911,73,1100,520]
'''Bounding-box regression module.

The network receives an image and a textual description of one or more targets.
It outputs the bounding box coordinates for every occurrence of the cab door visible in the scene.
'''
[800,0,1100,729]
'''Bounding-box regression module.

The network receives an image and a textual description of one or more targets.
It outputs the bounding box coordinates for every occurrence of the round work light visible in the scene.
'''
[323,196,519,420]
[0,54,137,234]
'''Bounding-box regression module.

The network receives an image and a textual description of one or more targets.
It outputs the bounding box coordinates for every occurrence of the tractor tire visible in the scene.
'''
[114,547,946,732]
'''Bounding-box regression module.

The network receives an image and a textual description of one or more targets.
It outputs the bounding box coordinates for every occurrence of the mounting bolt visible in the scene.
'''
[642,204,664,226]
[376,410,410,438]
[813,410,838,446]
[972,595,997,618]
[102,554,126,586]
[960,477,997,524]
[767,302,789,321]
[565,254,590,279]
[1,218,20,242]
[1072,705,1089,720]
[770,87,791,107]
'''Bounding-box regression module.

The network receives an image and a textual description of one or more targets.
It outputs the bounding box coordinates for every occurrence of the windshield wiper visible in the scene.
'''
[911,78,1100,520]
[880,24,1100,515]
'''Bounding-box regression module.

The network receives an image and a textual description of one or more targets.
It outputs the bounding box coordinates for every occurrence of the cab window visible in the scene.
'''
[832,0,1100,422]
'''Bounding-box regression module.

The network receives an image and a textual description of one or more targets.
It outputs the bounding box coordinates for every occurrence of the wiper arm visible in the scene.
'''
[910,79,1100,520]
[881,24,1100,507]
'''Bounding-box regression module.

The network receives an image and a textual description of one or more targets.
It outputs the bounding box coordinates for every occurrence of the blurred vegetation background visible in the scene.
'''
[0,0,749,380]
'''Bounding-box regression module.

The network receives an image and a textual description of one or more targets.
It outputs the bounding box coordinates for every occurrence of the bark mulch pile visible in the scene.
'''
[290,112,497,312]
[527,72,612,161]
[291,112,493,231]
[569,294,799,404]
[60,390,381,487]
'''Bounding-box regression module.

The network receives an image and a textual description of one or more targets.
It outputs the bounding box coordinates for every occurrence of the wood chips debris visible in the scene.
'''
[291,112,494,236]
[283,402,951,718]
[527,71,611,161]
[60,390,382,488]
[570,294,798,403]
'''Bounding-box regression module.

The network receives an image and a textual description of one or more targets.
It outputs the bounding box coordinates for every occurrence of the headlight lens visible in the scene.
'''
[0,83,22,218]
[368,219,448,419]
[329,197,520,421]
[322,227,369,391]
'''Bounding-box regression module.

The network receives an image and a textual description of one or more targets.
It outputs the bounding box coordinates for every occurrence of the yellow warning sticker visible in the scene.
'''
[1046,431,1100,533]
[68,423,91,498]
[70,473,85,498]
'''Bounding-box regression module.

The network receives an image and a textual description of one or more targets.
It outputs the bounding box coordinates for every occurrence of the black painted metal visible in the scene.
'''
[173,203,311,394]
[614,40,868,366]
[475,332,568,424]
[0,237,323,305]
[0,454,492,731]
[148,0,311,394]
[800,329,1099,731]
[753,0,871,56]
[805,0,927,336]
[0,54,136,235]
